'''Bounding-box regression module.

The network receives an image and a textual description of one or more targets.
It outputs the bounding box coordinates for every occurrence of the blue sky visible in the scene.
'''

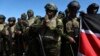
[0,0,100,20]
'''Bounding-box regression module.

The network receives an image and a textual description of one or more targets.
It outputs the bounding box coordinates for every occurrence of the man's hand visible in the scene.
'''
[68,36,76,43]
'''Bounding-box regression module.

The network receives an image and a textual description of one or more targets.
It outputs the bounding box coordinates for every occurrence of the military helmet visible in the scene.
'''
[87,3,99,10]
[27,9,34,14]
[67,1,80,10]
[45,3,58,12]
[0,15,6,21]
[21,13,27,20]
[87,3,99,14]
[36,15,41,19]
[8,17,16,22]
[27,9,34,17]
[58,11,64,15]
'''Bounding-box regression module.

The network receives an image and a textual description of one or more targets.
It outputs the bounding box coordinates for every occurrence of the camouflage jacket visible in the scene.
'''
[39,15,63,43]
[63,17,79,38]
[28,16,41,27]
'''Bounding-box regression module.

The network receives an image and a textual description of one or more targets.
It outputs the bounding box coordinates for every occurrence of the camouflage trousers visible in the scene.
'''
[60,37,79,56]
[43,40,61,56]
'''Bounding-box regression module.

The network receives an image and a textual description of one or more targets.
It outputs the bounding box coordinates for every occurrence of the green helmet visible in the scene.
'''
[58,11,64,15]
[27,9,34,17]
[0,14,6,22]
[45,3,58,12]
[8,17,16,22]
[58,11,65,18]
[67,1,80,10]
[27,9,34,14]
[36,15,41,19]
[21,13,27,20]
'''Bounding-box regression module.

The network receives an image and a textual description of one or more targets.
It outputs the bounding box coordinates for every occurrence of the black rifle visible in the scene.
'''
[38,34,46,56]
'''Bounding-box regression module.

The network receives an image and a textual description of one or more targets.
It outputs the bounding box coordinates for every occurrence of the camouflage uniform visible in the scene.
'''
[20,13,29,55]
[38,3,63,56]
[57,11,65,20]
[0,15,6,56]
[26,10,41,56]
[5,17,16,56]
[63,17,79,55]
[27,9,36,26]
[62,1,80,56]
[15,17,28,56]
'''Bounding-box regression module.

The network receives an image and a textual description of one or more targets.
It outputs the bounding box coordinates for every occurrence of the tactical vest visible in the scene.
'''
[0,23,6,31]
[43,15,62,30]
[28,17,36,26]
[7,25,16,38]
[63,17,79,38]
[40,15,63,42]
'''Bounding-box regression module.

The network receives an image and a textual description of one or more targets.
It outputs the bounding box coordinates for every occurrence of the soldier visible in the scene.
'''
[80,3,99,17]
[58,11,66,56]
[6,17,16,56]
[37,3,64,56]
[20,13,29,33]
[57,11,65,19]
[21,13,27,20]
[36,15,41,19]
[15,17,28,56]
[26,13,42,56]
[0,15,6,56]
[62,1,80,56]
[20,13,29,56]
[36,15,42,21]
[87,3,99,14]
[27,9,35,26]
